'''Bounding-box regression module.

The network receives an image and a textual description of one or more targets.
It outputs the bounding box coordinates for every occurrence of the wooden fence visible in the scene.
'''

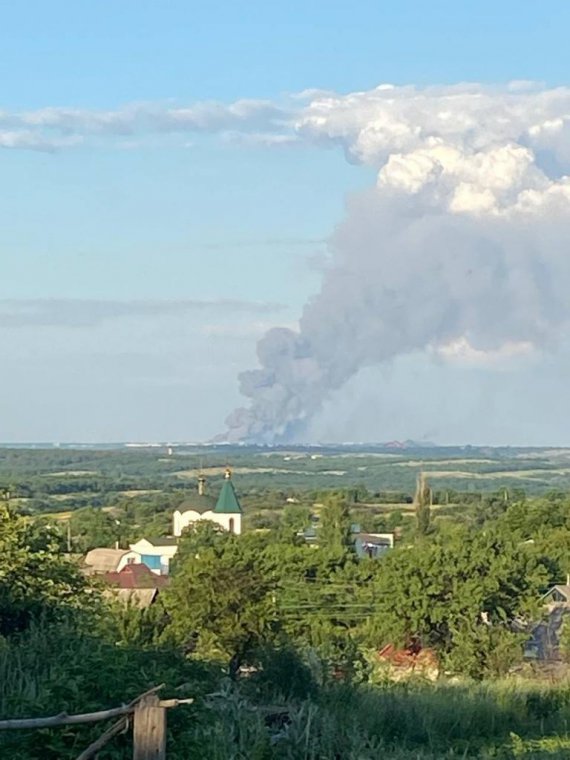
[0,684,193,759]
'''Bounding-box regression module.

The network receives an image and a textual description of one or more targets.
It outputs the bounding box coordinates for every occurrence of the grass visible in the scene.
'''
[189,678,570,758]
[3,621,570,758]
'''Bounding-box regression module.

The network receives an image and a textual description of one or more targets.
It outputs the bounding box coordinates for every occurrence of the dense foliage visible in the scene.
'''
[2,447,570,757]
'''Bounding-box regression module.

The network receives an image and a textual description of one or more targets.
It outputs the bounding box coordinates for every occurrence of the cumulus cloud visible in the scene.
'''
[224,82,570,442]
[6,82,570,159]
[0,298,285,328]
[296,82,570,161]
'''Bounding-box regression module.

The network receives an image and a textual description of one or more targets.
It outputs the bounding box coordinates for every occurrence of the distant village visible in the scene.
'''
[82,467,244,601]
[81,467,570,675]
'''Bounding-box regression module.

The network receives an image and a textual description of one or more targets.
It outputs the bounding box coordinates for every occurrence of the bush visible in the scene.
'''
[245,646,318,702]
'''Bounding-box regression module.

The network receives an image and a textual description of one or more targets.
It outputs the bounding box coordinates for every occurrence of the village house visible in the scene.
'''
[102,563,169,608]
[82,470,244,577]
[82,547,142,575]
[543,584,570,606]
[299,523,395,558]
[129,537,179,575]
[354,531,395,558]
[525,581,570,661]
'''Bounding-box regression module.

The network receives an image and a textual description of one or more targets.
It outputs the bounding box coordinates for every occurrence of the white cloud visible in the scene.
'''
[0,129,81,152]
[296,83,570,217]
[0,298,286,328]
[5,82,570,174]
[0,98,294,151]
[222,131,301,148]
[296,82,570,160]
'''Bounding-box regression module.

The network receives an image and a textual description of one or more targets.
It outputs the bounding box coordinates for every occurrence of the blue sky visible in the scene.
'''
[2,1,570,443]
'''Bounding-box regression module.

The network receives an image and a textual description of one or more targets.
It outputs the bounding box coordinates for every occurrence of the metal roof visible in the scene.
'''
[83,548,134,574]
[214,478,242,514]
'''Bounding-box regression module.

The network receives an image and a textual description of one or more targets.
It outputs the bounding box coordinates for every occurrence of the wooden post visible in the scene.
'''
[133,695,166,760]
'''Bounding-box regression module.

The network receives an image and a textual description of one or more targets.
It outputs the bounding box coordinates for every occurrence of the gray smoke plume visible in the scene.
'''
[224,83,570,442]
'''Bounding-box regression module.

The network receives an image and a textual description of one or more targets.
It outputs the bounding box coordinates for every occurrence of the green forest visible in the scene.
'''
[2,447,570,757]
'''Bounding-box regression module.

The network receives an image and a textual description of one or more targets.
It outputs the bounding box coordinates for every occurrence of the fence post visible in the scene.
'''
[133,695,166,760]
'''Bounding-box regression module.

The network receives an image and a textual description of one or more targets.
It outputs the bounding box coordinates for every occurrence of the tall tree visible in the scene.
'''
[319,495,352,551]
[280,503,312,536]
[414,472,432,536]
[164,533,277,677]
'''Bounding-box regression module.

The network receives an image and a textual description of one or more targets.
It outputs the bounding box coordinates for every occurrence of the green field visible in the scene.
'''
[2,444,570,512]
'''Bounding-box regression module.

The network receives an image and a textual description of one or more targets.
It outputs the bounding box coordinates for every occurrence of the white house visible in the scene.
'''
[129,537,179,575]
[173,468,243,537]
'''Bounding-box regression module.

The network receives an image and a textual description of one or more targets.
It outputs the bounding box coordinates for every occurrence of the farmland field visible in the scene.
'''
[2,442,570,523]
[3,443,570,489]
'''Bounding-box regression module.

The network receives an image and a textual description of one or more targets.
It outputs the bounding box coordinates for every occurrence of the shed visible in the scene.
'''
[542,585,570,606]
[525,583,570,661]
[83,548,141,575]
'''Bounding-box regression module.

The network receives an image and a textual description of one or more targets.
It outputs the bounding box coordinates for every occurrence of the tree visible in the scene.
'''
[361,528,549,677]
[164,533,277,676]
[348,486,369,505]
[170,520,227,571]
[414,472,432,536]
[0,506,92,635]
[387,509,404,531]
[319,495,352,551]
[68,507,120,552]
[280,503,312,536]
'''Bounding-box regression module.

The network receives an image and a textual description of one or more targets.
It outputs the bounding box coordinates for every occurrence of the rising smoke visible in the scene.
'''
[225,83,570,442]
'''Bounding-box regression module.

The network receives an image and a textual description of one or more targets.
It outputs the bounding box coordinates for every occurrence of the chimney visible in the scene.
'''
[198,476,206,496]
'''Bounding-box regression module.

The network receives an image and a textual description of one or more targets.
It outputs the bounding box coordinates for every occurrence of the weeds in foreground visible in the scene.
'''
[3,623,570,758]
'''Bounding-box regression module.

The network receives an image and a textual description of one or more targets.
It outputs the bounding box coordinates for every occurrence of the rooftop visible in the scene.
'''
[139,536,179,547]
[543,585,570,603]
[176,494,217,514]
[83,548,134,574]
[103,563,168,589]
[214,469,242,514]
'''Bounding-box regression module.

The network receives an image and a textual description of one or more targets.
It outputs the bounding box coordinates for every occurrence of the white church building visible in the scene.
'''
[173,468,243,537]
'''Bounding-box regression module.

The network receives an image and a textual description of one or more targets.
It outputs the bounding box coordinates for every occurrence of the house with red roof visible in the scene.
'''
[102,563,169,608]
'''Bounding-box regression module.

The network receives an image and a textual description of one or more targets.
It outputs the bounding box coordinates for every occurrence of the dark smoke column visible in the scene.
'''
[222,178,570,444]
[224,327,325,443]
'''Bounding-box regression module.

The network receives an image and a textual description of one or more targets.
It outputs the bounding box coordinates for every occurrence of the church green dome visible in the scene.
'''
[214,475,242,514]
